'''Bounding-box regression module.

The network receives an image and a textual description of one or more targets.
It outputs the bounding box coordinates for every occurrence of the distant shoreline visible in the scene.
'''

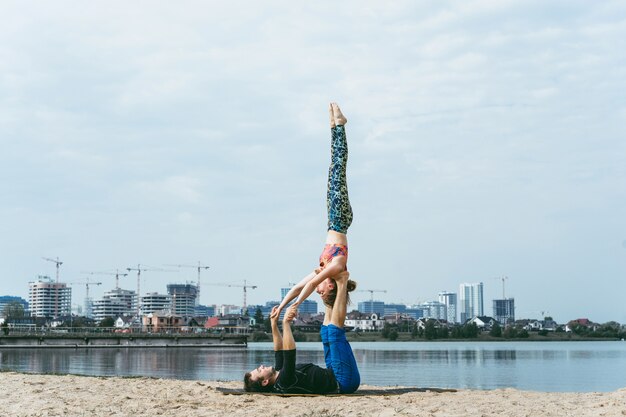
[249,331,625,343]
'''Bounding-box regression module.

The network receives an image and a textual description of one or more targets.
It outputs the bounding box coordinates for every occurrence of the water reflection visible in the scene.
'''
[1,341,625,392]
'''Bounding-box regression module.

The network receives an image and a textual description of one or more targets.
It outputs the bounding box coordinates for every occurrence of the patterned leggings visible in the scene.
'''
[327,125,353,234]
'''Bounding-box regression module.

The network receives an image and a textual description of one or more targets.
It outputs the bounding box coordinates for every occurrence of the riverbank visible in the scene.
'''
[250,331,622,343]
[1,372,624,417]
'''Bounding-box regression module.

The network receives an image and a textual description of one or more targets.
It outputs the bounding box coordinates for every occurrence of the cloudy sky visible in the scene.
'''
[1,1,625,323]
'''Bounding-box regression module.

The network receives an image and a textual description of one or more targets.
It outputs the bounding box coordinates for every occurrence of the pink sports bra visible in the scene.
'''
[319,244,348,270]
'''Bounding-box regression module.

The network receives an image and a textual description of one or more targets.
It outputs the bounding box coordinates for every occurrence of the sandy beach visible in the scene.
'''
[1,372,625,417]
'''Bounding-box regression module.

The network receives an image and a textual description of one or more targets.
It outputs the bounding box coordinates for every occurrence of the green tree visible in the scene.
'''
[463,322,479,338]
[517,329,529,338]
[382,323,392,339]
[450,325,463,339]
[254,307,264,329]
[438,326,449,339]
[388,329,399,341]
[99,317,115,327]
[424,320,438,340]
[489,322,502,337]
[503,326,518,339]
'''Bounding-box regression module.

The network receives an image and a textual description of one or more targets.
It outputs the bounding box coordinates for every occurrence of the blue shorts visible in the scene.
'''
[320,324,360,393]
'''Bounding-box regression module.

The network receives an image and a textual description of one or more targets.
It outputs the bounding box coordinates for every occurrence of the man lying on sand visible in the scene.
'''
[244,271,360,394]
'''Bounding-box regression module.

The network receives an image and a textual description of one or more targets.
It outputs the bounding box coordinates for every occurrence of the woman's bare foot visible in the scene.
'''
[330,102,347,127]
[329,103,336,129]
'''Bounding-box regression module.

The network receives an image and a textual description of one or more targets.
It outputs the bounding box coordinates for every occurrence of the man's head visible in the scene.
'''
[244,364,277,392]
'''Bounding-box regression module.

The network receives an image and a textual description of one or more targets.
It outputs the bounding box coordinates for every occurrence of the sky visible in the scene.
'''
[1,1,625,324]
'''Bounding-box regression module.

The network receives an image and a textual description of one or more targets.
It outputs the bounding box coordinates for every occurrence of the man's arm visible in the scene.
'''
[270,306,283,351]
[281,305,298,351]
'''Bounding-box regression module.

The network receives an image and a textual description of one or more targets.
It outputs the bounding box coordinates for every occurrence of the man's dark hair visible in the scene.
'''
[244,372,273,392]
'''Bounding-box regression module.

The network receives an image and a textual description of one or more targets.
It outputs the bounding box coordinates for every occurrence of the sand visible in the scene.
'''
[1,372,625,417]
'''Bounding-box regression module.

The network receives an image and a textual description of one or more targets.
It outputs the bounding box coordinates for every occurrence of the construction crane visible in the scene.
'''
[81,269,129,289]
[69,278,102,317]
[126,264,177,314]
[164,262,209,303]
[42,256,63,317]
[494,276,509,299]
[207,280,257,311]
[42,257,63,283]
[357,289,387,303]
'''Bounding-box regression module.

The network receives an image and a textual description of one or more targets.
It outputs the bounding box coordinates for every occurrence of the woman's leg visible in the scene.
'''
[327,103,353,234]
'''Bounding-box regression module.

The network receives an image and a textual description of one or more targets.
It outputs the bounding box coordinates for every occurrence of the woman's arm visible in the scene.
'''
[271,270,318,318]
[293,258,345,306]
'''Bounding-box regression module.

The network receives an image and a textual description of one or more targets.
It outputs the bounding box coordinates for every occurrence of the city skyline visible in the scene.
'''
[2,273,607,324]
[1,3,625,325]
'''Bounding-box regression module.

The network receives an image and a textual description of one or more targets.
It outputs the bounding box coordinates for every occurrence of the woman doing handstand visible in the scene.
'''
[272,102,357,318]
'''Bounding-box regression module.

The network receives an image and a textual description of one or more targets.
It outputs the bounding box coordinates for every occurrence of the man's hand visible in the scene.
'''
[284,305,298,323]
[270,306,280,325]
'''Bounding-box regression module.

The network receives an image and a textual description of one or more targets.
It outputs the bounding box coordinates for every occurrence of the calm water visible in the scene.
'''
[1,341,625,392]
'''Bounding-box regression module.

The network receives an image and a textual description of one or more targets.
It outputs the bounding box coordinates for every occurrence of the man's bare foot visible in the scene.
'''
[330,102,347,127]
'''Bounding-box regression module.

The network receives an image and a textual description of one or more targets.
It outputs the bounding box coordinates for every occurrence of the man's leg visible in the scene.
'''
[321,304,333,369]
[327,273,360,393]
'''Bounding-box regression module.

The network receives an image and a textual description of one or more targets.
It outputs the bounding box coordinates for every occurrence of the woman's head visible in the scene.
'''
[317,277,357,307]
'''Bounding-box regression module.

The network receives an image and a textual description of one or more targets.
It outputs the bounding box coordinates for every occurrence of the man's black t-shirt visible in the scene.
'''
[272,349,338,394]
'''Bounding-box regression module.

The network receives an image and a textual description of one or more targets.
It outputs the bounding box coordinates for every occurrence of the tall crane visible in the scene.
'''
[164,262,209,303]
[207,280,257,311]
[69,279,102,317]
[81,269,129,289]
[494,276,509,299]
[42,256,63,317]
[126,264,177,315]
[42,257,63,283]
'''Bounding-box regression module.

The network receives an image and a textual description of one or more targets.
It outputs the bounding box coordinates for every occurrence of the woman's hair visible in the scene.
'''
[323,279,357,308]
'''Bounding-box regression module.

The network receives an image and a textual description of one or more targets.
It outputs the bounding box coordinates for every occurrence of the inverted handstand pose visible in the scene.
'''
[244,271,360,394]
[272,102,357,316]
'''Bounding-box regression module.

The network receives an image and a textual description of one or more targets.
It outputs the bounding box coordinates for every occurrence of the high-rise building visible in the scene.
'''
[358,301,385,316]
[298,299,318,315]
[438,291,458,323]
[141,293,171,314]
[493,298,515,325]
[28,276,72,318]
[420,301,447,320]
[459,282,484,323]
[92,288,137,322]
[167,284,198,317]
[384,304,407,316]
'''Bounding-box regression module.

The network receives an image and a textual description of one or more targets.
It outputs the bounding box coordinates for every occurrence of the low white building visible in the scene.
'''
[345,312,384,332]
